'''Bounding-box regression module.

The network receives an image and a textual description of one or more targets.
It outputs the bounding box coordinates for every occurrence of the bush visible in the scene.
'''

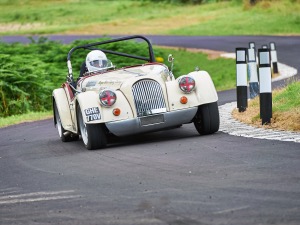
[0,37,166,117]
[142,0,204,4]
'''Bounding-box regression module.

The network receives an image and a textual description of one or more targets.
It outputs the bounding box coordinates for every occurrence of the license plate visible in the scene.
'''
[140,114,164,126]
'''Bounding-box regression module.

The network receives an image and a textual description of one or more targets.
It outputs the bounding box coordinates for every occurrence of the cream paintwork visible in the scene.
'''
[78,64,169,91]
[189,70,218,104]
[166,71,218,110]
[76,90,134,124]
[53,63,218,134]
[52,88,73,131]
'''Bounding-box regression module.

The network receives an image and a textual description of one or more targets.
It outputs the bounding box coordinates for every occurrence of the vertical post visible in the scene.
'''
[258,49,272,125]
[236,48,248,112]
[248,48,259,99]
[249,42,255,49]
[270,42,279,74]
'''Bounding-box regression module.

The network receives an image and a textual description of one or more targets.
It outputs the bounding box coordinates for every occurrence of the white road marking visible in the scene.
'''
[214,206,250,214]
[0,190,81,205]
[0,190,75,200]
[0,195,81,205]
[0,188,20,196]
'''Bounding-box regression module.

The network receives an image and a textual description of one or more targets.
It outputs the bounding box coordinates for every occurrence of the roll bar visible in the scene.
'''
[66,35,156,82]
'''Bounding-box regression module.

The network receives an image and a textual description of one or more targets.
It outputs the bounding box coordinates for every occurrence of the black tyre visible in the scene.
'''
[54,102,79,142]
[77,105,107,150]
[193,101,220,135]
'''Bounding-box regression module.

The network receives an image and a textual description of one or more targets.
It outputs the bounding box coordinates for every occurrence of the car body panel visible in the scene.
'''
[106,107,198,136]
[52,87,73,131]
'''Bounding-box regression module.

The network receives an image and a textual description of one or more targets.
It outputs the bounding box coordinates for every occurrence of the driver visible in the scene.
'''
[85,50,113,73]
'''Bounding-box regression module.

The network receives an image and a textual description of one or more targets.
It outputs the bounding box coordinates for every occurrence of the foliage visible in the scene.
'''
[142,0,205,4]
[0,38,146,117]
[1,37,233,117]
[0,37,73,117]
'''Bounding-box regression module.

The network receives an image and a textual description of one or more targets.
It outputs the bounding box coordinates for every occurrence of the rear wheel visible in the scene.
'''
[77,105,107,150]
[193,101,220,135]
[54,102,79,142]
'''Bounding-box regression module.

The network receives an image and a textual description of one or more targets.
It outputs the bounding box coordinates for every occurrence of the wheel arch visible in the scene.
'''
[76,91,102,124]
[189,71,218,105]
[52,88,73,132]
[52,96,57,127]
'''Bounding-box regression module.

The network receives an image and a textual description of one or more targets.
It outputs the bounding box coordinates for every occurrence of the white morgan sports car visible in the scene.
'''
[52,35,219,150]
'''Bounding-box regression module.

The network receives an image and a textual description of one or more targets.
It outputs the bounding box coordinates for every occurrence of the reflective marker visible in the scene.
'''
[258,49,272,125]
[248,48,259,99]
[270,42,279,74]
[236,48,248,112]
[249,42,255,49]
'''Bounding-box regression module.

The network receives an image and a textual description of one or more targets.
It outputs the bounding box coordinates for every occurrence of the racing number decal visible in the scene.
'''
[85,107,101,122]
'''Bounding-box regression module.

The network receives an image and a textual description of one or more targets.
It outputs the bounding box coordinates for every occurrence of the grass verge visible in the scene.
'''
[232,81,300,132]
[0,111,52,128]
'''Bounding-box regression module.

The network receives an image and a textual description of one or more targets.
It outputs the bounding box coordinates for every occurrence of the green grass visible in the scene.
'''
[169,1,300,35]
[0,0,300,35]
[0,111,52,128]
[273,81,300,112]
[156,47,235,90]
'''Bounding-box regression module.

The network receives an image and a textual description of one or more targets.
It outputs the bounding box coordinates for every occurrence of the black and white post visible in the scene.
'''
[270,42,279,74]
[248,48,259,99]
[236,48,248,112]
[258,49,272,125]
[249,42,255,49]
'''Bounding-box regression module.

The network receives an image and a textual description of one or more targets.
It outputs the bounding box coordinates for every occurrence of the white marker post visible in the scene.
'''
[249,42,255,49]
[236,48,248,112]
[248,48,259,99]
[270,42,279,74]
[258,49,272,125]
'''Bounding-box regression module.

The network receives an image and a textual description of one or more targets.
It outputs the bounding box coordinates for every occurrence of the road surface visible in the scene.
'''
[0,35,299,225]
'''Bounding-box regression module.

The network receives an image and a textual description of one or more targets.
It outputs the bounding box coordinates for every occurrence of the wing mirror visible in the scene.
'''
[168,54,174,63]
[168,54,175,79]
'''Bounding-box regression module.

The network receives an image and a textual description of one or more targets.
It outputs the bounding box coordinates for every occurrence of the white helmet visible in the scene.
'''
[86,50,112,72]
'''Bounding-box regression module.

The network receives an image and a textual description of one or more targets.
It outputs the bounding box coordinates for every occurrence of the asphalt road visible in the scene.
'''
[0,35,299,225]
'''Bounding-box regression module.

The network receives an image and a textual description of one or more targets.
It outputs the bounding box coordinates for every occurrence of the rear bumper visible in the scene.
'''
[106,107,198,136]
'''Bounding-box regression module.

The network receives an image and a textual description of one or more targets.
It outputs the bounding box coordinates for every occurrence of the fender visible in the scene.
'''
[189,71,218,104]
[76,90,134,124]
[166,70,218,110]
[52,88,74,132]
[76,91,102,124]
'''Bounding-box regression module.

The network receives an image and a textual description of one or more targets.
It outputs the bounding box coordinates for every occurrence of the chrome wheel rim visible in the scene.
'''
[57,117,63,137]
[55,105,63,137]
[79,110,88,145]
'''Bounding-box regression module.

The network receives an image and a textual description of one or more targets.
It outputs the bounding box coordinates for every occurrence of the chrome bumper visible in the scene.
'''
[105,107,198,136]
